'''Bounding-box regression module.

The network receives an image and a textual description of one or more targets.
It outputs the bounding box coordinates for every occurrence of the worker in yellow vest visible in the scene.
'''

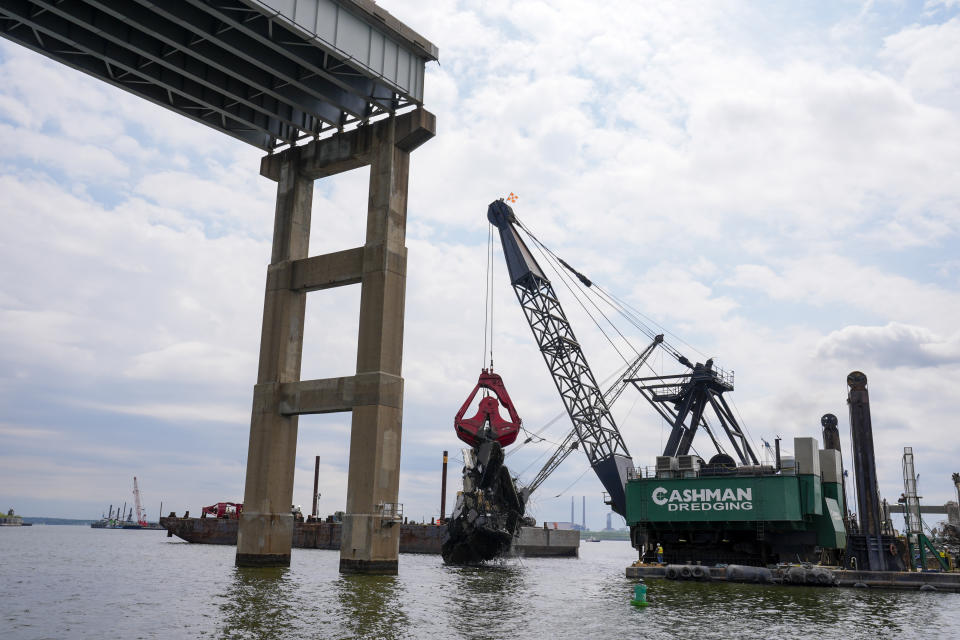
[656,543,664,564]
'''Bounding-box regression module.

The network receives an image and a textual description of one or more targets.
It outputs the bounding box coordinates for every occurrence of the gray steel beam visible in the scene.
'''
[0,11,273,148]
[248,0,433,101]
[83,0,346,127]
[30,0,317,136]
[131,0,369,119]
[192,1,394,112]
[8,0,297,145]
[0,0,433,151]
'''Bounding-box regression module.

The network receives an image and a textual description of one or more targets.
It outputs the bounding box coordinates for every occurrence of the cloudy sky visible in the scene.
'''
[1,0,959,530]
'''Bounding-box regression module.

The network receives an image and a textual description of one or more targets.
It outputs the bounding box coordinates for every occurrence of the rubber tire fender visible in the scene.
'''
[692,565,707,579]
[665,566,679,580]
[680,566,693,579]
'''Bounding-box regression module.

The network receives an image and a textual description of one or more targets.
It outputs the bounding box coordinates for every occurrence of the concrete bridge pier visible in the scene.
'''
[236,110,435,570]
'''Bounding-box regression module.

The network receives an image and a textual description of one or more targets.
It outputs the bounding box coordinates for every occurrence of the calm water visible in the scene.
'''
[2,526,959,639]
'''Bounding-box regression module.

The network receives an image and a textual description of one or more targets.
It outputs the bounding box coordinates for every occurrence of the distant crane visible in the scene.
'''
[901,448,948,571]
[132,477,148,527]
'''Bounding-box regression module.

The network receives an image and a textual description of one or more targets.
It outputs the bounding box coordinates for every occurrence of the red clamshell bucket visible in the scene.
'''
[454,369,522,448]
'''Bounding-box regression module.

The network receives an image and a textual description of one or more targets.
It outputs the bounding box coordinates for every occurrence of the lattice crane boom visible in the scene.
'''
[488,200,634,515]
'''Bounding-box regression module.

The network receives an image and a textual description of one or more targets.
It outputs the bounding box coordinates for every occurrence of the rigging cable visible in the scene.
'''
[517,220,685,393]
[552,465,594,498]
[515,218,661,345]
[514,218,693,387]
[595,284,709,362]
[503,211,762,480]
[516,218,755,466]
[506,359,634,460]
[728,395,762,465]
[516,220,641,360]
[489,224,495,368]
[482,224,492,369]
[540,244,642,360]
[522,227,632,366]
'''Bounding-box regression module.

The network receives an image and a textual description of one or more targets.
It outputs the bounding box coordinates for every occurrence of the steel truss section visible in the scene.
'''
[0,0,436,150]
[627,365,759,465]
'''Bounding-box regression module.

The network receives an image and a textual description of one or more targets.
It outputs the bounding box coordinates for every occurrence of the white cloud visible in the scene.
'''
[817,322,960,367]
[881,17,960,108]
[0,423,62,439]
[0,123,131,180]
[124,341,257,384]
[726,256,960,335]
[924,0,960,14]
[74,399,249,424]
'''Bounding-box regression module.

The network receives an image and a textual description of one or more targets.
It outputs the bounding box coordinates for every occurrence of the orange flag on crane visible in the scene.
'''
[506,192,518,203]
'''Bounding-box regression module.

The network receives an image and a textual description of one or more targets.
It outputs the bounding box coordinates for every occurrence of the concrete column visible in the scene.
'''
[236,109,433,571]
[236,149,312,567]
[340,117,410,575]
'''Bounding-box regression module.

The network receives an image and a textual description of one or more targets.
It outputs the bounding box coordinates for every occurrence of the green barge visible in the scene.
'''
[626,437,847,565]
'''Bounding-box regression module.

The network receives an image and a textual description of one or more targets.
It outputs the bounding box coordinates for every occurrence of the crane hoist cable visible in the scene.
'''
[482,224,494,370]
[453,224,523,451]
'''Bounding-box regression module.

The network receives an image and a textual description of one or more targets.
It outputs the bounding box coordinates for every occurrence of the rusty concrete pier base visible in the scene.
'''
[236,109,435,569]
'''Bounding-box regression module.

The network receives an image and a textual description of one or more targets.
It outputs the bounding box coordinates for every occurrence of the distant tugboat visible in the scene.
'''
[1,508,24,526]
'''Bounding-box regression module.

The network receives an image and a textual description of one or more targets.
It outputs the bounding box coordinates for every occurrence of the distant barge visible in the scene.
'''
[160,515,579,557]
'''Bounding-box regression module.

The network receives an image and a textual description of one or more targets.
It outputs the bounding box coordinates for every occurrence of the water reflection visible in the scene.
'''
[217,567,298,640]
[633,580,939,638]
[335,574,409,640]
[445,562,529,640]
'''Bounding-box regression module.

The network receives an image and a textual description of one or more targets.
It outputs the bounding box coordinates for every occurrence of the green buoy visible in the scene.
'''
[631,582,649,607]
